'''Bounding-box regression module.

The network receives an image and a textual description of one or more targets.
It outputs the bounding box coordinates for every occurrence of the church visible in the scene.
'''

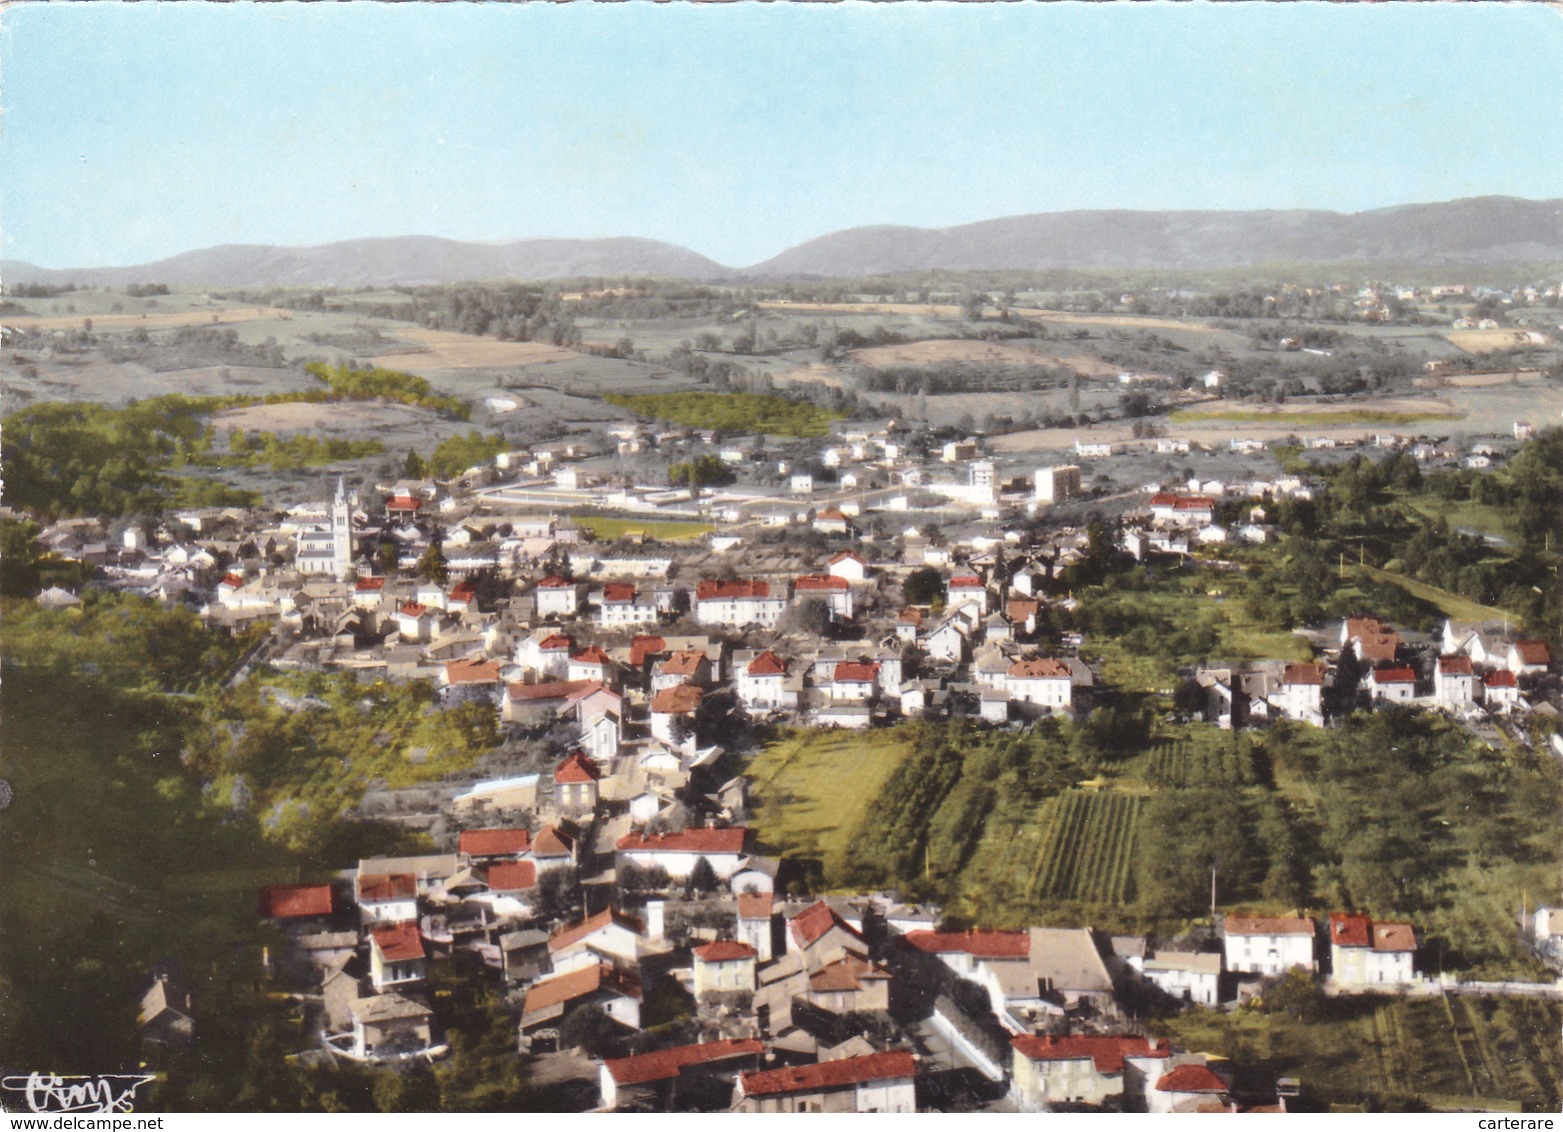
[295,477,356,578]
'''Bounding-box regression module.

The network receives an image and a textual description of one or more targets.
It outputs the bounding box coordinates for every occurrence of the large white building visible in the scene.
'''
[1222,915,1316,977]
[1035,465,1083,505]
[295,477,354,577]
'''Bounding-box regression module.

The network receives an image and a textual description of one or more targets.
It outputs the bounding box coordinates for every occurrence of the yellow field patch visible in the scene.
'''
[373,327,579,370]
[4,306,294,331]
[1448,328,1544,353]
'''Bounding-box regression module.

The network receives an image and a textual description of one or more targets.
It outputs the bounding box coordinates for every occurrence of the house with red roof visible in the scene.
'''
[734,1050,917,1114]
[445,580,476,615]
[513,629,575,680]
[396,601,436,643]
[440,657,504,703]
[652,649,711,693]
[1271,662,1326,725]
[528,825,576,873]
[811,508,854,535]
[257,883,335,921]
[694,579,788,628]
[459,827,530,859]
[786,900,866,958]
[947,574,991,613]
[1005,658,1073,711]
[615,826,747,881]
[737,892,776,962]
[831,661,882,702]
[793,574,854,621]
[548,908,646,972]
[648,683,706,751]
[628,634,668,673]
[1434,654,1477,708]
[1222,915,1316,976]
[828,550,869,583]
[1328,913,1417,987]
[567,645,618,689]
[500,678,600,725]
[1148,1061,1232,1114]
[1483,667,1521,711]
[1009,1034,1171,1111]
[692,939,757,996]
[737,649,797,712]
[368,921,426,991]
[355,873,418,924]
[484,859,538,897]
[534,575,582,619]
[1508,639,1552,676]
[521,962,642,1035]
[599,1038,764,1112]
[554,751,601,815]
[350,575,385,609]
[1367,664,1417,704]
[598,581,659,627]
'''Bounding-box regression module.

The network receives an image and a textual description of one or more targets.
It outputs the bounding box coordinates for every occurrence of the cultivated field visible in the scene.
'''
[2,305,293,332]
[746,728,917,878]
[848,337,1116,375]
[209,399,477,449]
[372,327,580,371]
[1447,328,1548,353]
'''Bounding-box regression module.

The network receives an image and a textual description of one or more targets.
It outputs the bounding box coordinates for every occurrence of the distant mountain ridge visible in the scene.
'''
[6,197,1561,287]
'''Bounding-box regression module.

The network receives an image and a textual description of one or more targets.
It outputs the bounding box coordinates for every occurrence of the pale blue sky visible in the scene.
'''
[3,2,1561,270]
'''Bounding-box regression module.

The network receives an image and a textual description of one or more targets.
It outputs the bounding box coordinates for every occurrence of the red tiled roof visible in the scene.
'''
[447,581,474,601]
[602,583,637,603]
[1356,631,1401,661]
[694,940,757,962]
[740,1051,916,1098]
[1513,639,1552,665]
[549,908,644,953]
[354,576,385,592]
[1437,655,1474,675]
[571,645,612,666]
[789,900,863,948]
[399,602,428,618]
[1224,914,1313,937]
[605,1038,764,1087]
[1283,663,1325,686]
[810,953,891,992]
[897,608,924,625]
[629,635,667,667]
[531,825,574,857]
[834,662,880,683]
[1149,493,1179,507]
[257,883,333,919]
[816,508,850,521]
[949,575,984,588]
[1485,669,1518,688]
[1372,921,1416,953]
[1174,496,1216,510]
[220,572,244,588]
[747,650,787,676]
[445,658,502,684]
[371,921,425,963]
[459,827,530,857]
[1007,599,1041,621]
[537,575,572,589]
[485,859,537,893]
[357,873,416,903]
[1329,912,1372,948]
[903,929,1029,959]
[1156,1063,1228,1094]
[794,574,848,591]
[1010,1034,1169,1074]
[649,683,704,714]
[696,580,772,601]
[1007,658,1071,680]
[617,827,746,855]
[1371,664,1416,684]
[387,495,423,511]
[523,962,641,1014]
[506,679,598,703]
[554,750,601,784]
[659,650,708,676]
[830,551,865,565]
[1344,616,1386,638]
[538,633,573,650]
[737,892,774,920]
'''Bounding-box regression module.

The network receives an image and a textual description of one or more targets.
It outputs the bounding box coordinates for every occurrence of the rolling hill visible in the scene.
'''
[5,197,1560,287]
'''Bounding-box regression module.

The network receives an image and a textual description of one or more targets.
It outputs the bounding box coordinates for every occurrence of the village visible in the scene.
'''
[20,405,1560,1115]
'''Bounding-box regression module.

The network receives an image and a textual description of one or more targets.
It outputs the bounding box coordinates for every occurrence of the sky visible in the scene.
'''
[3,2,1562,270]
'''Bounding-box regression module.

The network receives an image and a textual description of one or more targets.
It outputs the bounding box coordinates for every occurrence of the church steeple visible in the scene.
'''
[331,476,352,578]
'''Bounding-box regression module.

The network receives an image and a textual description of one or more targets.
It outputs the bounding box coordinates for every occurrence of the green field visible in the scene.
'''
[575,513,713,543]
[746,727,918,881]
[1151,995,1562,1112]
[603,391,844,438]
[1356,564,1513,624]
[1169,408,1464,426]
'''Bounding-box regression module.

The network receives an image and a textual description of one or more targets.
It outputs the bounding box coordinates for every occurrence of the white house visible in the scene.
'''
[1328,913,1416,987]
[615,826,747,880]
[1434,655,1476,708]
[735,1051,916,1114]
[828,551,869,583]
[1367,664,1416,703]
[1141,951,1221,1007]
[1222,915,1316,976]
[793,574,854,621]
[1270,663,1325,725]
[1508,639,1552,676]
[737,650,797,712]
[831,661,881,702]
[694,580,787,628]
[548,908,645,972]
[692,940,757,996]
[534,576,581,619]
[599,582,659,626]
[1005,658,1073,711]
[1009,1034,1170,1112]
[1483,669,1521,710]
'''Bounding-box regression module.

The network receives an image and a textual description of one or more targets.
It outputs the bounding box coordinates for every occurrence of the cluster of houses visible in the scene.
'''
[246,818,1422,1114]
